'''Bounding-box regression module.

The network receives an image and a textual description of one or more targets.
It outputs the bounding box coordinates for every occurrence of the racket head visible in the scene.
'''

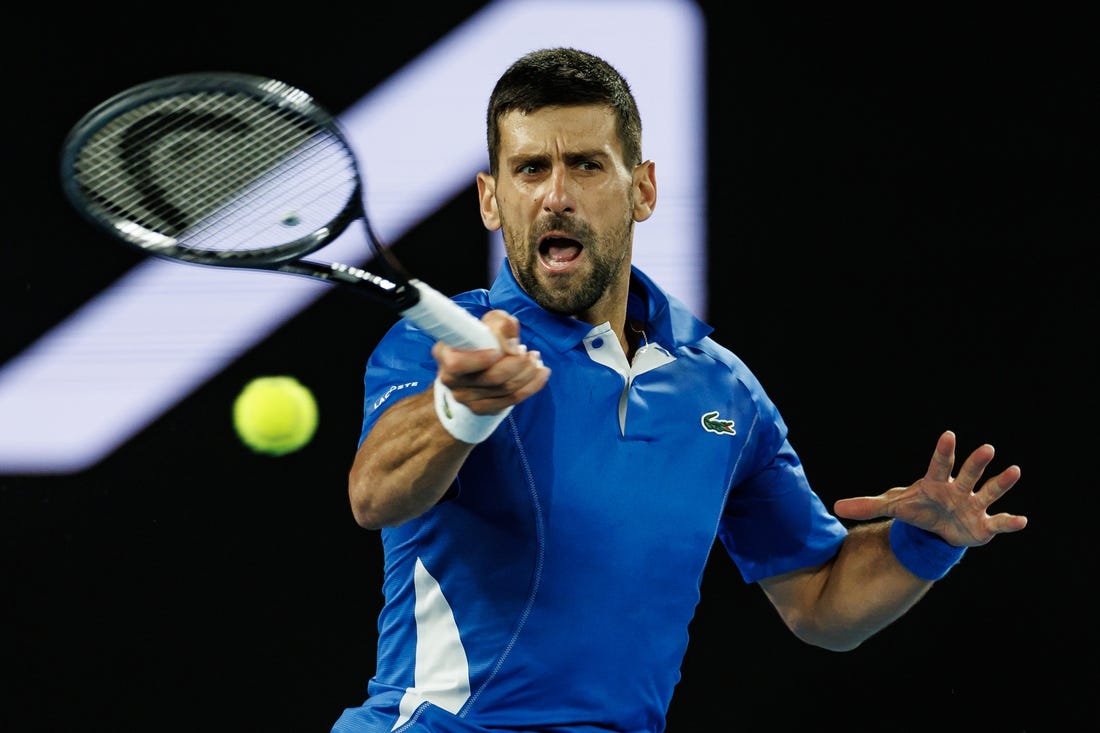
[59,72,365,267]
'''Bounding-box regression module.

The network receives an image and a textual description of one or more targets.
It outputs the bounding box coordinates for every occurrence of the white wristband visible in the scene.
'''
[433,377,512,444]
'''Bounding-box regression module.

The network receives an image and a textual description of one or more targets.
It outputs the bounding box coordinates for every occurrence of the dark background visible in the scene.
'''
[3,3,1095,731]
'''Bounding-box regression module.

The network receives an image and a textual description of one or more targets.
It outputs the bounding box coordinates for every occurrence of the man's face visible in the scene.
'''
[477,105,655,321]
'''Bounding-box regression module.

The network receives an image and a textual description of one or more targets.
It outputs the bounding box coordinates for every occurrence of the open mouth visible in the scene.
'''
[538,236,583,271]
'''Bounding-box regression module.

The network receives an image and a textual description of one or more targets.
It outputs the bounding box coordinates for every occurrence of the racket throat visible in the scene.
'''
[279,261,420,310]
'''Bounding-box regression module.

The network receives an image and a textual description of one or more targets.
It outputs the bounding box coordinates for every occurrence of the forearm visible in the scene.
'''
[764,521,940,651]
[347,390,475,529]
[812,521,938,649]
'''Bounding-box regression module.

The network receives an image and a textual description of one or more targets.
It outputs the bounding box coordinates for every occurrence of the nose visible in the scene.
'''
[542,165,575,215]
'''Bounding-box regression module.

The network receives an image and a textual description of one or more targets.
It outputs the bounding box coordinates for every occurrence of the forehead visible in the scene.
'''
[498,105,621,156]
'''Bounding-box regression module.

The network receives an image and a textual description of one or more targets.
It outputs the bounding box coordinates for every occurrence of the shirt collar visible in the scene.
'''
[487,258,713,353]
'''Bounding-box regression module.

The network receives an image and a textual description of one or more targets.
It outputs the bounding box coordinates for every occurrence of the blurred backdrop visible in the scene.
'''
[3,2,1094,730]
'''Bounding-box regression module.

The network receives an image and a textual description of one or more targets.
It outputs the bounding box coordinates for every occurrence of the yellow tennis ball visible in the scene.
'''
[232,376,319,456]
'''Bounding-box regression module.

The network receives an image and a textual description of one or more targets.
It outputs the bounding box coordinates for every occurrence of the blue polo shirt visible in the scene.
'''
[334,260,847,733]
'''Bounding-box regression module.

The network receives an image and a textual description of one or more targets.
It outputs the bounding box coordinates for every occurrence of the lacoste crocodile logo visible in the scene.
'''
[701,411,736,435]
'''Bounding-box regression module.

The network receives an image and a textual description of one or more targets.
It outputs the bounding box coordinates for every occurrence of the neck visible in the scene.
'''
[624,317,648,361]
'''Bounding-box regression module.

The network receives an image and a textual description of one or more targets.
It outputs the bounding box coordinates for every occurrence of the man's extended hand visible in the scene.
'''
[833,430,1028,547]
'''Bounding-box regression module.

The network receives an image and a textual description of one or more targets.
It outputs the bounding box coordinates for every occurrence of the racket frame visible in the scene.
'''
[59,72,499,349]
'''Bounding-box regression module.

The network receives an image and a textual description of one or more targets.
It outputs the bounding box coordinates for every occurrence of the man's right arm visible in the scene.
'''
[347,310,550,529]
[348,388,477,529]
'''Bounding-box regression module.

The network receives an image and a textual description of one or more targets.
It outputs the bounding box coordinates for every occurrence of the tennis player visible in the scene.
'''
[332,47,1027,733]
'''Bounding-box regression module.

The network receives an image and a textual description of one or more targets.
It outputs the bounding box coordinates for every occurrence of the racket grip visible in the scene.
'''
[402,280,501,352]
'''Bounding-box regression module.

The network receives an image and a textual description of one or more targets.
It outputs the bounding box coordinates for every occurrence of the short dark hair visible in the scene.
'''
[485,47,643,176]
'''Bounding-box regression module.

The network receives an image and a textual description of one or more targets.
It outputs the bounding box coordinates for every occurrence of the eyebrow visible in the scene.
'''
[508,149,612,168]
[564,149,611,164]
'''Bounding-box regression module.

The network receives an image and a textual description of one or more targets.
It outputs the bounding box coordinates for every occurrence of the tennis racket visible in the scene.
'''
[59,71,499,351]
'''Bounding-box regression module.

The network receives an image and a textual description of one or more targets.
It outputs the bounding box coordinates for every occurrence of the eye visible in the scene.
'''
[516,160,546,176]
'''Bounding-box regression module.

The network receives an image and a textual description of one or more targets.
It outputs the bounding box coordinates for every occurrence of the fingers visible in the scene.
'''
[482,309,524,354]
[987,511,1029,534]
[977,463,1022,508]
[835,432,1027,545]
[925,430,957,483]
[833,495,890,520]
[926,430,1000,492]
[432,310,531,376]
[431,339,503,377]
[505,355,552,402]
[952,442,996,493]
[454,352,549,414]
[433,340,546,388]
[431,311,550,412]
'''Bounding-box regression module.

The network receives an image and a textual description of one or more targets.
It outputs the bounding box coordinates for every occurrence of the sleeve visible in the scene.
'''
[717,437,847,583]
[357,318,439,447]
[712,358,847,583]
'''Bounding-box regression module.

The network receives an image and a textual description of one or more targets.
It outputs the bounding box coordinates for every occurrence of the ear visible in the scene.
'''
[477,172,502,231]
[632,160,657,222]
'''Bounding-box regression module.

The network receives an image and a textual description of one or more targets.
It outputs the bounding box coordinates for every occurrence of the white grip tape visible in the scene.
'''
[433,377,512,444]
[403,280,499,351]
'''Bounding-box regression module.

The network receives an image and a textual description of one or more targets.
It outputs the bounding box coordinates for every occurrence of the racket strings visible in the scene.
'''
[77,93,293,231]
[157,95,355,249]
[73,90,359,258]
